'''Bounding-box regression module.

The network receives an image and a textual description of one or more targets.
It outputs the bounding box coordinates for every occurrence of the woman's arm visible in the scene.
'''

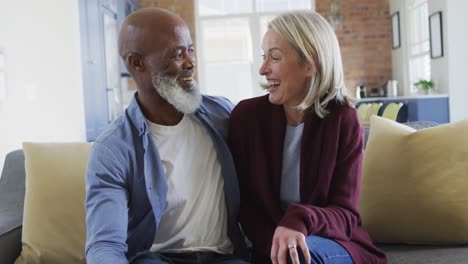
[279,108,364,241]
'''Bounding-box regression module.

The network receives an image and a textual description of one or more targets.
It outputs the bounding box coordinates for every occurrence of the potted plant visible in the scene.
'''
[414,79,434,95]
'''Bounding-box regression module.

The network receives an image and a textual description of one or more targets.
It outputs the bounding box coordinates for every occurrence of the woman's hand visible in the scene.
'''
[270,226,311,264]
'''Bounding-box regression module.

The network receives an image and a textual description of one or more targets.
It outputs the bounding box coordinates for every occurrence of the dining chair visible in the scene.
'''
[382,102,404,121]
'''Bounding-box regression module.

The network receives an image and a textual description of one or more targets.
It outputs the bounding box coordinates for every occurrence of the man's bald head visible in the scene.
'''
[118,7,187,60]
[116,7,198,119]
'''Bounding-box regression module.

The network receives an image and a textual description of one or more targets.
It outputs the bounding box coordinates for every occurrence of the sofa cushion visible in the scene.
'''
[379,243,468,264]
[359,116,468,244]
[15,143,91,264]
[363,121,438,147]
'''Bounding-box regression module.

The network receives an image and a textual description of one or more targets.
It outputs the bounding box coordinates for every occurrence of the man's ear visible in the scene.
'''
[127,53,144,72]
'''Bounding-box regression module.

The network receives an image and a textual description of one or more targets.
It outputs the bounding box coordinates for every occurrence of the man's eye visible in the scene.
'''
[261,55,266,60]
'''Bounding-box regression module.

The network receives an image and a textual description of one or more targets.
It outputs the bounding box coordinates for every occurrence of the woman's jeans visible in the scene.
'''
[288,235,353,264]
[132,235,352,264]
[131,251,250,264]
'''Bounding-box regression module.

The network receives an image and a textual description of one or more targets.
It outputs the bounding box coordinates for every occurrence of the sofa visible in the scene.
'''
[1,120,468,264]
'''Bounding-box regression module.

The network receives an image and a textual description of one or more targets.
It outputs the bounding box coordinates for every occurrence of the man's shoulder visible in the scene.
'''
[199,95,236,122]
[201,95,235,113]
[92,112,139,155]
[94,115,127,143]
[87,112,141,177]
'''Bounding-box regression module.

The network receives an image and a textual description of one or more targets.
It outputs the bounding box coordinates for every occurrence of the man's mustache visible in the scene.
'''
[153,71,195,82]
[177,70,194,78]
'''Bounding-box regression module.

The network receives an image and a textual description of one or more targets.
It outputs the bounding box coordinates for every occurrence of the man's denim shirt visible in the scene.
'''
[85,94,247,264]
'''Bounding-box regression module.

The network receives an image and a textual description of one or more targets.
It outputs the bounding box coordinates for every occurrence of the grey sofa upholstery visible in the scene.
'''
[1,121,467,263]
[380,244,468,264]
[0,150,24,263]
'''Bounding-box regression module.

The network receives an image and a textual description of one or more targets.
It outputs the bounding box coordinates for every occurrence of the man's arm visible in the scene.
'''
[85,142,129,264]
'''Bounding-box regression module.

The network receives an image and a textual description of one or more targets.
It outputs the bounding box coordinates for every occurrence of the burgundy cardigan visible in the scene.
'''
[228,95,386,264]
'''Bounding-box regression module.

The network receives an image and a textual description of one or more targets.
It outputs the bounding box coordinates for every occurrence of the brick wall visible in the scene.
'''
[317,0,392,95]
[136,0,392,96]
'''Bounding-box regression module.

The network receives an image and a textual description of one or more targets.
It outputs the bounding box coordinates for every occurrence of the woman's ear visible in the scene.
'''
[127,53,144,72]
[306,54,320,77]
[305,63,315,78]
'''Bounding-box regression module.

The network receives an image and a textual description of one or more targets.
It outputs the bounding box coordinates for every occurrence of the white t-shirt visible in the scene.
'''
[280,123,303,209]
[146,114,233,254]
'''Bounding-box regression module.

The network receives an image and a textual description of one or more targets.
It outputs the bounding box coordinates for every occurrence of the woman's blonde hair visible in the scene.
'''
[268,11,354,118]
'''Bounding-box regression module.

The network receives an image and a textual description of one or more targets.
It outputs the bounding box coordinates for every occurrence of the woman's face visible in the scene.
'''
[259,29,313,107]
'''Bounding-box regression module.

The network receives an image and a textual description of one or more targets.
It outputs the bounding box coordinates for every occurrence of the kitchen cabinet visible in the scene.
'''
[357,95,449,124]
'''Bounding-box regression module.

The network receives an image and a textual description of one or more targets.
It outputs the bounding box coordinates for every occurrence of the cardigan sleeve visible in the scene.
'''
[278,108,364,241]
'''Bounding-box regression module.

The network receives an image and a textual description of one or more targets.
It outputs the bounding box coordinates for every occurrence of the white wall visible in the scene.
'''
[446,0,468,122]
[389,0,409,96]
[0,0,86,174]
[428,0,448,95]
[391,0,468,122]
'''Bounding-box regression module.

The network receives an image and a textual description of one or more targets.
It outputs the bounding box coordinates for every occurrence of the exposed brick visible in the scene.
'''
[317,0,391,94]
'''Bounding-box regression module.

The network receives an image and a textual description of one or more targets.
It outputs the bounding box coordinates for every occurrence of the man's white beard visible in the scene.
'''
[151,73,202,114]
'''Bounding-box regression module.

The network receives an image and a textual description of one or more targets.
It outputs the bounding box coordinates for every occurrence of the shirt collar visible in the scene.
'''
[127,92,207,136]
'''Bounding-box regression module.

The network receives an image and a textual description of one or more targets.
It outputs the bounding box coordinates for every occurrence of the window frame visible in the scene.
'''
[194,0,315,103]
[405,0,431,95]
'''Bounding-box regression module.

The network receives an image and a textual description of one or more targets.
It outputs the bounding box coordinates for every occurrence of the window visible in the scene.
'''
[196,0,314,103]
[407,0,431,94]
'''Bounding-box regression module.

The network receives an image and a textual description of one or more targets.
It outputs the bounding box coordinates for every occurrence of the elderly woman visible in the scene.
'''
[228,11,387,264]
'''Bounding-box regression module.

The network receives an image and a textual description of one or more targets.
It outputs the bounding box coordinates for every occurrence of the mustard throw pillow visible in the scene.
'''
[360,116,468,244]
[15,143,91,264]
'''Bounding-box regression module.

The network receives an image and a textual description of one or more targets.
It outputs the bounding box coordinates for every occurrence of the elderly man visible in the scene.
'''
[85,7,249,264]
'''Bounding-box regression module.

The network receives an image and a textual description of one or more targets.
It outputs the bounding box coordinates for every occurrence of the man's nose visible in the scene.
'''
[183,53,195,69]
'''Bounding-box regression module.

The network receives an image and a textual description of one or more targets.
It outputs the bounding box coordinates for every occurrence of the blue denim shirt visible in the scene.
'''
[85,94,247,264]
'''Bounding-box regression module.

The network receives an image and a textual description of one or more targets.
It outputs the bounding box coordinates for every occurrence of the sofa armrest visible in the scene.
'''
[0,149,25,263]
[0,226,22,264]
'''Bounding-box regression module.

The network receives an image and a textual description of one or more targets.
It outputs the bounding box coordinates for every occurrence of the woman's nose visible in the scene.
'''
[259,61,269,76]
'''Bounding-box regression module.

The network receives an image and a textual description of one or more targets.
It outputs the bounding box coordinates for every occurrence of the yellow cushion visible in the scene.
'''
[359,116,468,244]
[16,143,91,264]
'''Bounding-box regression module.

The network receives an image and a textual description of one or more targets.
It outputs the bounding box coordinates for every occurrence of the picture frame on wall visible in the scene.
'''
[429,11,443,58]
[391,11,401,49]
